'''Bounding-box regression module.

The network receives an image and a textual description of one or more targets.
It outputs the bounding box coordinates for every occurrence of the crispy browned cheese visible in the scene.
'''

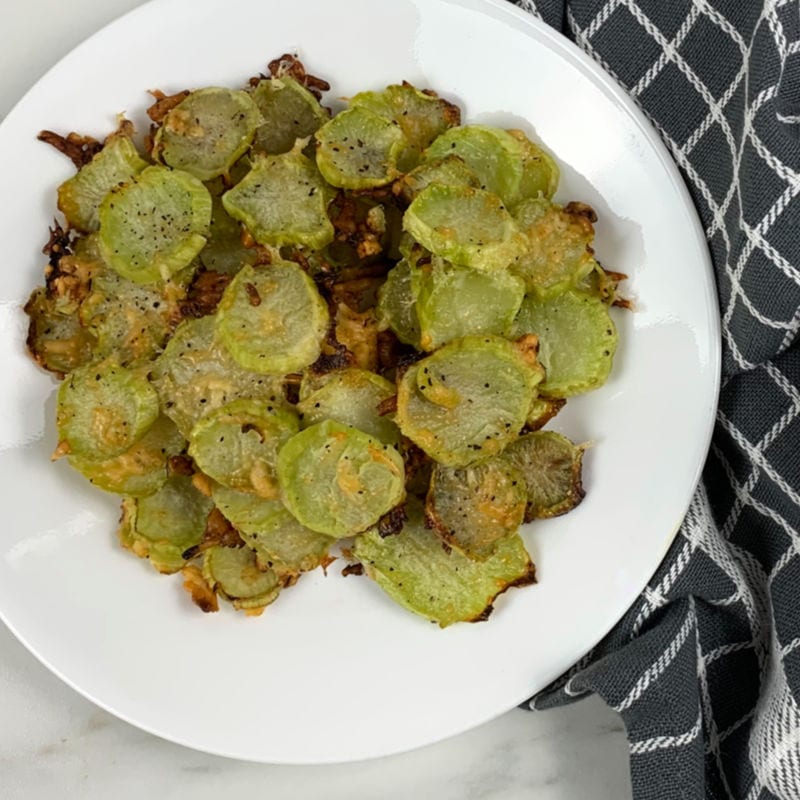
[329,277,384,313]
[334,302,379,372]
[146,89,191,123]
[182,507,244,560]
[400,437,434,497]
[167,454,195,477]
[42,220,73,268]
[264,53,331,99]
[180,269,232,319]
[319,553,337,575]
[377,503,407,538]
[181,564,219,613]
[563,200,598,224]
[376,394,398,417]
[308,342,357,376]
[37,130,103,168]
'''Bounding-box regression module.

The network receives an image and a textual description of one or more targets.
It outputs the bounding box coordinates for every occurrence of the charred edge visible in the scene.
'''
[180,269,232,319]
[376,394,398,417]
[522,398,566,433]
[266,53,331,99]
[468,604,495,624]
[37,130,103,169]
[341,563,364,577]
[280,572,301,589]
[564,200,598,224]
[507,561,538,589]
[468,561,538,623]
[42,221,73,270]
[378,503,407,538]
[319,553,337,575]
[613,297,634,311]
[146,89,191,123]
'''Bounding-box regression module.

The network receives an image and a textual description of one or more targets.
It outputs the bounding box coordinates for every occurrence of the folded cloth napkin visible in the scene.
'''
[511,2,800,798]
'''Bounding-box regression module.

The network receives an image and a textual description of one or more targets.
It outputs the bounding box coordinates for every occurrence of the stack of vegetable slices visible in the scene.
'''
[25,55,625,626]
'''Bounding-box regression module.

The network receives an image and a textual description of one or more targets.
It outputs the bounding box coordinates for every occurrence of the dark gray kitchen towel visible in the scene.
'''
[510,1,800,798]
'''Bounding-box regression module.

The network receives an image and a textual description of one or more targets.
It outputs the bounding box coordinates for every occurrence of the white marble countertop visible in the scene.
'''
[0,2,633,797]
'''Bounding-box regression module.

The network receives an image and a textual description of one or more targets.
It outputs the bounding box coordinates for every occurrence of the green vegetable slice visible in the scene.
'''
[221,150,334,250]
[315,106,405,189]
[150,315,287,437]
[351,83,460,170]
[506,129,559,201]
[353,498,536,627]
[512,289,617,397]
[393,155,480,204]
[211,483,285,533]
[154,87,262,181]
[250,76,330,155]
[24,287,96,376]
[202,546,281,611]
[98,166,211,284]
[412,258,524,351]
[395,335,537,467]
[68,415,185,497]
[79,269,180,366]
[56,359,159,459]
[58,129,148,233]
[216,262,329,374]
[118,476,213,573]
[376,259,421,347]
[211,483,334,577]
[501,431,585,520]
[425,459,527,560]
[423,125,524,205]
[277,420,405,537]
[188,399,299,497]
[297,368,399,444]
[512,199,596,296]
[199,194,259,274]
[403,185,527,271]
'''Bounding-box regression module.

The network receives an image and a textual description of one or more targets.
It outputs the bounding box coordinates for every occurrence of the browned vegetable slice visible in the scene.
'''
[501,431,585,520]
[426,459,526,560]
[202,546,282,613]
[353,498,536,627]
[118,475,213,573]
[24,287,96,376]
[395,335,539,467]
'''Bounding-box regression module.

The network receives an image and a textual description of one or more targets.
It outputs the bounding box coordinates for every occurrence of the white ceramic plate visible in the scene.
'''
[0,0,719,764]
